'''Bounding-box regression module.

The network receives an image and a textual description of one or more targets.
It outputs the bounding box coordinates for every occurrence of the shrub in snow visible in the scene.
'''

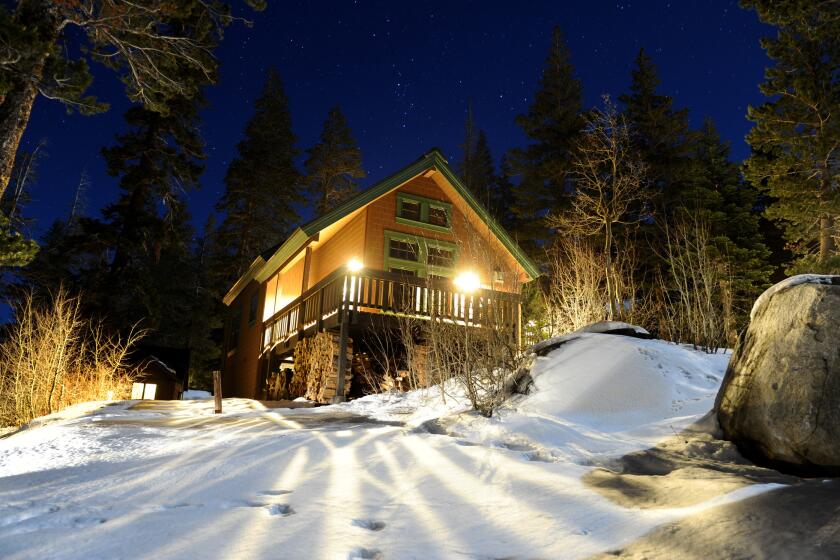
[0,288,143,427]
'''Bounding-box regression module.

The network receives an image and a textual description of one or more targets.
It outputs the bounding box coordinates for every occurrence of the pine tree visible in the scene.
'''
[0,140,43,268]
[0,0,266,199]
[457,109,498,209]
[304,106,365,216]
[214,69,302,284]
[742,0,840,273]
[509,26,583,260]
[686,119,772,325]
[101,96,204,277]
[0,212,37,267]
[185,216,225,390]
[458,104,478,193]
[495,155,519,233]
[619,49,693,215]
[92,94,206,346]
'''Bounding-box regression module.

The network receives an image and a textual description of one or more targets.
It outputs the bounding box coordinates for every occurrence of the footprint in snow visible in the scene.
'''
[257,490,292,496]
[351,518,386,531]
[264,504,295,517]
[0,504,59,527]
[159,502,203,511]
[72,516,107,528]
[348,547,382,559]
[221,499,268,509]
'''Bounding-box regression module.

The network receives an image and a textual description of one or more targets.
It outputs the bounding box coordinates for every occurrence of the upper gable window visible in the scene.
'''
[396,192,452,232]
[399,199,422,222]
[427,206,448,227]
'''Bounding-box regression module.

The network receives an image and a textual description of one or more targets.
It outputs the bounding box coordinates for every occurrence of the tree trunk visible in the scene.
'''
[0,0,59,200]
[604,222,615,321]
[0,67,44,201]
[819,214,835,263]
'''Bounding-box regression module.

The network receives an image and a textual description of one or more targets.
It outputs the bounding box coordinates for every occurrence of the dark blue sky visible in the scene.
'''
[18,0,772,239]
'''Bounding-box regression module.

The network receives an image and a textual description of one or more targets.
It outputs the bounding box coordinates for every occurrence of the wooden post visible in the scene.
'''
[213,371,222,414]
[332,277,350,404]
[332,310,350,403]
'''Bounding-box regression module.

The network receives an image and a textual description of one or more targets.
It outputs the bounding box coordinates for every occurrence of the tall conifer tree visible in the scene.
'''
[509,26,583,260]
[304,106,365,216]
[687,119,772,324]
[742,0,840,272]
[215,69,302,283]
[619,49,693,214]
[457,109,498,210]
[20,93,206,352]
[0,0,266,199]
[92,94,205,346]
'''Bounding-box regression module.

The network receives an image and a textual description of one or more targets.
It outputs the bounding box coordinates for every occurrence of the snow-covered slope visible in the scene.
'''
[0,334,776,560]
[523,333,725,432]
[341,333,729,462]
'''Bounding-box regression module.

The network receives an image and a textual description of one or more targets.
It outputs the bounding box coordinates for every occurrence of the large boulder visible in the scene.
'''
[716,275,840,474]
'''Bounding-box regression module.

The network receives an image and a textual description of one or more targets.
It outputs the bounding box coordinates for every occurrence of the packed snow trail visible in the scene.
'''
[0,335,780,559]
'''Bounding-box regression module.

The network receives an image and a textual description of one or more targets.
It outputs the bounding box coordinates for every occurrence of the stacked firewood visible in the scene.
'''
[292,332,353,403]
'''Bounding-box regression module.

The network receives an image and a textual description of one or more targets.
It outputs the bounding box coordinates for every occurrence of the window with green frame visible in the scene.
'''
[395,192,453,232]
[384,230,458,278]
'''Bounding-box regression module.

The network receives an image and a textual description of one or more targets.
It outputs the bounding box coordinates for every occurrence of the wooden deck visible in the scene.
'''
[261,267,520,355]
[260,267,521,401]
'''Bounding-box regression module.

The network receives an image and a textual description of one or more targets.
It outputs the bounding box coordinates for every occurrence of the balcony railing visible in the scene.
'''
[261,267,521,354]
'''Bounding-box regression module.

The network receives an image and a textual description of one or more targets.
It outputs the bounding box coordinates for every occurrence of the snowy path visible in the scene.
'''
[0,399,777,560]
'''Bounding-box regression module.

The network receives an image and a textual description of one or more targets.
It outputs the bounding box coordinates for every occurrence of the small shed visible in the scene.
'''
[128,346,190,400]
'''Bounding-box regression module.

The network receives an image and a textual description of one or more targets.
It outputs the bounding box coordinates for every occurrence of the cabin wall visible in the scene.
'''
[364,175,521,292]
[222,279,265,399]
[262,255,305,322]
[309,209,367,285]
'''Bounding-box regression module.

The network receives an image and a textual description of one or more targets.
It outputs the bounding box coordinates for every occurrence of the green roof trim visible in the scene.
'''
[431,153,540,280]
[224,149,539,305]
[300,149,539,279]
[300,153,438,236]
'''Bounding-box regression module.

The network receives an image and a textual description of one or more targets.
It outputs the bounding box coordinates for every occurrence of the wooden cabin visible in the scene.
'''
[128,346,190,400]
[221,150,539,402]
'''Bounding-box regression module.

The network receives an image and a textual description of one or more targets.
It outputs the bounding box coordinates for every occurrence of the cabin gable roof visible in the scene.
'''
[223,150,538,306]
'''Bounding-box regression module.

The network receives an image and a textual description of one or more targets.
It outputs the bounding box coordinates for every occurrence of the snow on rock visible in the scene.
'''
[181,390,212,400]
[751,274,840,320]
[531,321,650,355]
[576,320,650,336]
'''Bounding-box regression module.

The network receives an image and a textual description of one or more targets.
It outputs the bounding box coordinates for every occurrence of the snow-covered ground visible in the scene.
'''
[0,334,782,559]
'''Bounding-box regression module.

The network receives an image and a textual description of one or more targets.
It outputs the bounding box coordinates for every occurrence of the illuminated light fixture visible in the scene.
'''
[454,271,480,293]
[347,258,364,272]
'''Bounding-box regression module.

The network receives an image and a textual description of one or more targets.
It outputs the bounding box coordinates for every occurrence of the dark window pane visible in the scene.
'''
[390,267,417,276]
[428,274,449,283]
[399,200,421,221]
[389,239,419,261]
[428,206,448,227]
[427,246,454,267]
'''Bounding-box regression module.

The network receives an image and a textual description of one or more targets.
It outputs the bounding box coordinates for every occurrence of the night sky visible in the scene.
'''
[18,0,772,239]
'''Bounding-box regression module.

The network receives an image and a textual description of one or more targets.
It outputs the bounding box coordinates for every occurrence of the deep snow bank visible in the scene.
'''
[523,333,726,433]
[341,333,729,462]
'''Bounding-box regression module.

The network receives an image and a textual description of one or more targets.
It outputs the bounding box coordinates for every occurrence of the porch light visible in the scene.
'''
[454,271,480,293]
[347,258,364,272]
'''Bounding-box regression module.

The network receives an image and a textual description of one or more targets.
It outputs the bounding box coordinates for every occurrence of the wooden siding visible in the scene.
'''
[222,279,265,399]
[310,209,367,286]
[364,175,521,292]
